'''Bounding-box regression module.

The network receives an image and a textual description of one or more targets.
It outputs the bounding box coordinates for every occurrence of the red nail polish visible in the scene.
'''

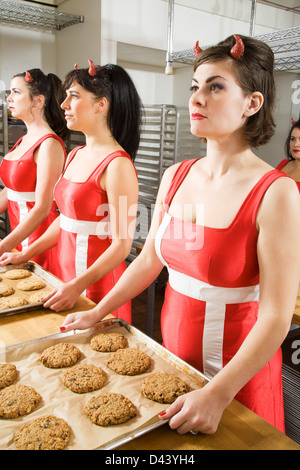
[60,327,66,332]
[159,411,167,417]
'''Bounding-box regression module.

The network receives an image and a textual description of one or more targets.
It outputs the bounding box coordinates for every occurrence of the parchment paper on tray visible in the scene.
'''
[0,320,206,450]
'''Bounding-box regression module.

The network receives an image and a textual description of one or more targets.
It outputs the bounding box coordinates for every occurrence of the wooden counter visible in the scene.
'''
[1,297,299,450]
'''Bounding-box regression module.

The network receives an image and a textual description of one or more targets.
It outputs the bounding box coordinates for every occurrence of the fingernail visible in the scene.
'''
[159,411,167,418]
[60,327,66,332]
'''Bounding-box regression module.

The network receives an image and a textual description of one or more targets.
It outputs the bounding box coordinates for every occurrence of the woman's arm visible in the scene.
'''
[0,138,65,255]
[0,187,8,216]
[60,163,178,328]
[162,177,300,434]
[0,217,60,265]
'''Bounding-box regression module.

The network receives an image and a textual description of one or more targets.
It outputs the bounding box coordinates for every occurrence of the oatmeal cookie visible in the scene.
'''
[14,415,70,450]
[17,278,46,291]
[0,296,29,310]
[62,363,106,394]
[106,348,151,375]
[0,284,15,297]
[4,269,31,280]
[29,290,50,303]
[0,363,17,389]
[84,392,136,426]
[141,372,189,404]
[40,343,81,369]
[90,331,128,352]
[0,384,40,419]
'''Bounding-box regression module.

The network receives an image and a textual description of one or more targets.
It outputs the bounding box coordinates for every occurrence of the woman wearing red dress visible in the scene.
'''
[0,62,141,322]
[59,36,300,435]
[0,69,68,275]
[276,120,300,191]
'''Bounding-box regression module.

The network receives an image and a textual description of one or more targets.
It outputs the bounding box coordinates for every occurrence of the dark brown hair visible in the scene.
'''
[16,69,70,141]
[194,35,276,148]
[63,64,142,161]
[285,120,300,160]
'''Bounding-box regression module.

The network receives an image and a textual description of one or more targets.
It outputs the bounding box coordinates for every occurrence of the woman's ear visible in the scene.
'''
[33,94,45,110]
[244,92,264,117]
[97,97,109,113]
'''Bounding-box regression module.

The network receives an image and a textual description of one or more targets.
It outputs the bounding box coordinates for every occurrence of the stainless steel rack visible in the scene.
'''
[0,0,84,31]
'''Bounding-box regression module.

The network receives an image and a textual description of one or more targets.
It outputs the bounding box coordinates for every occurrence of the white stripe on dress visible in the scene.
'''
[7,189,36,249]
[155,212,260,380]
[60,214,111,296]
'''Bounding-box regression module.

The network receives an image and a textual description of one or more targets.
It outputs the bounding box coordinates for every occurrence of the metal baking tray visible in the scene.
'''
[0,318,208,450]
[0,262,63,318]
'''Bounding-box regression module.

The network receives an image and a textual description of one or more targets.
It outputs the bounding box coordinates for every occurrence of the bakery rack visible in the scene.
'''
[0,0,84,31]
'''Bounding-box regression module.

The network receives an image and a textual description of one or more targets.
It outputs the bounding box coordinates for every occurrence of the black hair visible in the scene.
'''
[63,64,142,161]
[16,68,70,141]
[285,120,300,160]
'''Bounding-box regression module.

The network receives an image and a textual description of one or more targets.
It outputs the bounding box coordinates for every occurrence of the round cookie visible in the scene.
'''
[0,384,41,419]
[84,392,136,426]
[40,343,81,369]
[4,269,31,280]
[141,372,189,404]
[90,331,128,352]
[0,296,29,310]
[29,291,50,304]
[17,278,46,291]
[14,415,71,450]
[62,363,106,394]
[0,284,15,297]
[106,348,151,376]
[0,363,17,389]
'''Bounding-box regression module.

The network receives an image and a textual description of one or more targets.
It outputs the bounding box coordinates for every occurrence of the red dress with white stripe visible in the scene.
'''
[0,134,66,276]
[276,159,300,191]
[53,148,133,323]
[155,159,287,432]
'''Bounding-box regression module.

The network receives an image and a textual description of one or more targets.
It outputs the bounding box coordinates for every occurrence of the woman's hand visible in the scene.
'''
[159,385,226,435]
[42,282,83,312]
[60,308,101,332]
[0,251,28,266]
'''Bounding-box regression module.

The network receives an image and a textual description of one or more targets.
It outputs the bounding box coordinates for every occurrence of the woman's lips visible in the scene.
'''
[191,113,206,120]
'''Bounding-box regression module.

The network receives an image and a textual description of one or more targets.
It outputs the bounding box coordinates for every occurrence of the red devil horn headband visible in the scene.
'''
[194,41,203,58]
[74,60,97,77]
[230,34,245,59]
[25,71,33,83]
[193,34,245,60]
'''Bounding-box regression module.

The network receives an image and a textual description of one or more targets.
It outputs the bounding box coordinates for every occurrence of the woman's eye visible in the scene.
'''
[190,85,198,94]
[210,83,223,92]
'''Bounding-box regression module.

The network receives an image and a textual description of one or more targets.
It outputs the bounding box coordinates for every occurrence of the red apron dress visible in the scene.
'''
[53,148,133,323]
[0,134,66,276]
[155,159,286,432]
[276,159,300,191]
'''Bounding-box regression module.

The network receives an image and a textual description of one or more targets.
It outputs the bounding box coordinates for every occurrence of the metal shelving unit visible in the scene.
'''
[166,0,300,72]
[0,0,84,31]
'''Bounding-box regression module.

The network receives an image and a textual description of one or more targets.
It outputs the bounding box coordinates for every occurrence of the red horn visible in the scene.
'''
[74,64,80,70]
[88,59,96,77]
[291,118,297,125]
[194,41,203,58]
[25,71,33,83]
[230,34,245,60]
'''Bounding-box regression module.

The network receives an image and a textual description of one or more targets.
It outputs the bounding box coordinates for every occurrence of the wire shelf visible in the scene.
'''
[0,0,84,31]
[170,26,300,71]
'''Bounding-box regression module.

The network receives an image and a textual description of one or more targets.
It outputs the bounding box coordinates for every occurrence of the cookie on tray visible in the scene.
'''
[0,296,29,310]
[17,278,46,291]
[0,384,41,419]
[29,290,50,304]
[141,372,189,404]
[84,392,136,426]
[90,331,128,352]
[0,363,17,389]
[4,269,31,280]
[14,415,71,450]
[0,284,15,297]
[106,348,151,375]
[40,343,81,369]
[62,363,107,394]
